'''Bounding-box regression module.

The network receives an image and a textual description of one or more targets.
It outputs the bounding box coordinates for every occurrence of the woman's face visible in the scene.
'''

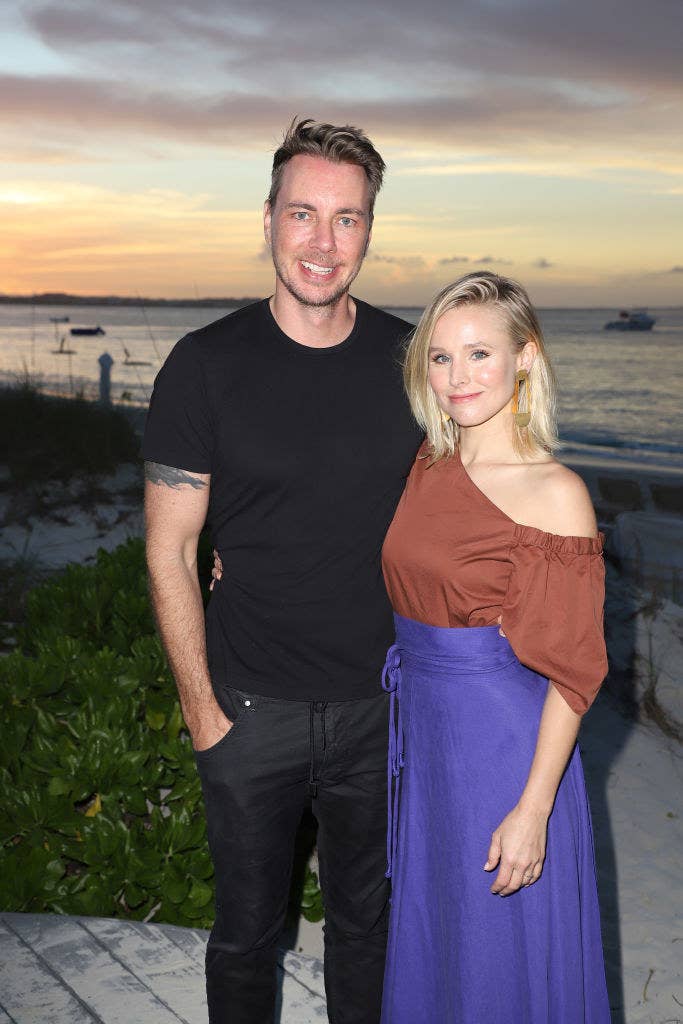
[427,304,535,430]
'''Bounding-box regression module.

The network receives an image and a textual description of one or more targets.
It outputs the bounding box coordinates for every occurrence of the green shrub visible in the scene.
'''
[0,538,323,926]
[0,384,139,483]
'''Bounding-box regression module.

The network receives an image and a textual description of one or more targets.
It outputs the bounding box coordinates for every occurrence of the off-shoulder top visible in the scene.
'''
[381,446,607,715]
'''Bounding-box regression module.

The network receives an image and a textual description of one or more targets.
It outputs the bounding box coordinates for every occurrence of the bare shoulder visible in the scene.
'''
[521,460,598,538]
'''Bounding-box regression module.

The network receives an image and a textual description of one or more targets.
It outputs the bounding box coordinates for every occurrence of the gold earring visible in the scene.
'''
[441,408,451,424]
[512,369,531,427]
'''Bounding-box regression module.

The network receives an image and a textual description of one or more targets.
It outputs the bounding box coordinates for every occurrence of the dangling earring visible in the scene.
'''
[512,369,531,427]
[441,409,451,425]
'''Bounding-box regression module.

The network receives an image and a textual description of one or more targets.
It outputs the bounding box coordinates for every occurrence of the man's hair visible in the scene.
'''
[268,117,386,221]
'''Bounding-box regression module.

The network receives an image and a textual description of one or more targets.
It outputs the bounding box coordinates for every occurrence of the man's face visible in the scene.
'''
[264,154,372,308]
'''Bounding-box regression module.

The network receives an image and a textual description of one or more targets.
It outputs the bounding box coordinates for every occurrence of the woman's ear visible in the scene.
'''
[517,340,538,373]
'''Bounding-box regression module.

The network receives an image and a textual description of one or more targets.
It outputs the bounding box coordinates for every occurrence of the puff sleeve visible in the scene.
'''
[500,526,608,715]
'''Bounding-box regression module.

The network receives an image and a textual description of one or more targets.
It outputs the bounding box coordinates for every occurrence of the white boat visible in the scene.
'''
[604,310,656,331]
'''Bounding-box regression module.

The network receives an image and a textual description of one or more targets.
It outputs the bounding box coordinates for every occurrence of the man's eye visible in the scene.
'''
[339,217,355,227]
[293,211,310,221]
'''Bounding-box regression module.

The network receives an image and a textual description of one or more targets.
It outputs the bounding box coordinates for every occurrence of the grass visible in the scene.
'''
[0,383,140,484]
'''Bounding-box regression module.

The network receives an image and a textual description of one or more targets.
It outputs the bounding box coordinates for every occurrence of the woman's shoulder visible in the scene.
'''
[517,459,598,538]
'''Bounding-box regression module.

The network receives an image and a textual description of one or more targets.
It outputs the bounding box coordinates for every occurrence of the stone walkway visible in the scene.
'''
[0,913,327,1023]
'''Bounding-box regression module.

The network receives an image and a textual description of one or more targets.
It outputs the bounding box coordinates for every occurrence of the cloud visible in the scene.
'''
[438,255,470,265]
[668,265,683,273]
[473,256,513,265]
[24,0,683,92]
[367,252,426,267]
[2,72,675,157]
[1,0,681,168]
[533,258,554,269]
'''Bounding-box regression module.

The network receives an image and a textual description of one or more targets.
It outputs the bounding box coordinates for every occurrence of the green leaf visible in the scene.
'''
[145,709,166,731]
[165,877,189,905]
[187,880,213,907]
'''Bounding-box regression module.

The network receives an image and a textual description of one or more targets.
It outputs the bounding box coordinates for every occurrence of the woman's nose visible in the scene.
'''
[449,362,469,387]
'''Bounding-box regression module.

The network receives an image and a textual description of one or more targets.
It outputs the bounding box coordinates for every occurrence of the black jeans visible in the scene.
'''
[194,684,390,1024]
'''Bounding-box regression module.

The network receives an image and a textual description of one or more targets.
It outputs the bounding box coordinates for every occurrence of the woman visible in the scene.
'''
[379,271,610,1022]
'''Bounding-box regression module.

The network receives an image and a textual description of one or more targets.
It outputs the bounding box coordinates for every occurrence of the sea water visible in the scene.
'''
[1,302,681,473]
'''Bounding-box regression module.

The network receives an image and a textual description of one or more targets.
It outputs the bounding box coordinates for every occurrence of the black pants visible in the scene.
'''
[194,684,390,1024]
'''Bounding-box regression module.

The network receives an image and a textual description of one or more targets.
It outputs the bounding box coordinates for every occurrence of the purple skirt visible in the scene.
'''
[380,614,610,1024]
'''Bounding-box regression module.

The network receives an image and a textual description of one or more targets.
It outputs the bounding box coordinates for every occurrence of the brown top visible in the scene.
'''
[382,445,607,715]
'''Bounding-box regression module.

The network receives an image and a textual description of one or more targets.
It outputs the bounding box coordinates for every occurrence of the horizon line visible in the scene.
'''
[1,292,679,312]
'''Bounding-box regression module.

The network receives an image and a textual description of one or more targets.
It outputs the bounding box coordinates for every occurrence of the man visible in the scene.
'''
[143,118,422,1024]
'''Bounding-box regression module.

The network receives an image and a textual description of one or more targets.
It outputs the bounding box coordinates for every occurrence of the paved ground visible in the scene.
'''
[0,913,327,1023]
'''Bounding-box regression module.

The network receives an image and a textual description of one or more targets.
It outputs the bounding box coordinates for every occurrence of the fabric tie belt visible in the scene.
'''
[381,643,404,879]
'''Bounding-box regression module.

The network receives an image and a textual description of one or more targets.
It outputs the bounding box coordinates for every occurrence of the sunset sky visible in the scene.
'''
[1,0,682,306]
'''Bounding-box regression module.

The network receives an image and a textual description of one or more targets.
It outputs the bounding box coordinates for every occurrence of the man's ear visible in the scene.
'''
[263,200,272,246]
[363,225,372,257]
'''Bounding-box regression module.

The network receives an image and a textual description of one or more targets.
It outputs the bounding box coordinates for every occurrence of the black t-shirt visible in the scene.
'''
[142,298,423,700]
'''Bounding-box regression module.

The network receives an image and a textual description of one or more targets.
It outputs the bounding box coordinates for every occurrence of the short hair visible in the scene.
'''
[404,271,559,462]
[268,117,386,222]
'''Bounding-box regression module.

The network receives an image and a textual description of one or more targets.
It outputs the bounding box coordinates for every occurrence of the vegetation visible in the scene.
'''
[0,384,139,484]
[0,538,324,926]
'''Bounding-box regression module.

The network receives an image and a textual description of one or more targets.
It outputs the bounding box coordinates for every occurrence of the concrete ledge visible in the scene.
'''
[0,913,327,1023]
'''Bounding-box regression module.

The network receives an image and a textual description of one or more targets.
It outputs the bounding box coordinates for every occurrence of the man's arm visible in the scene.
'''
[144,461,231,751]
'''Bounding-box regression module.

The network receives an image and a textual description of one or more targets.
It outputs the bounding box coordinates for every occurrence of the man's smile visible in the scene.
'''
[300,260,337,277]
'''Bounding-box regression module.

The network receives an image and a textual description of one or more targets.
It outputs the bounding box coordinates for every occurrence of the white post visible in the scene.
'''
[98,352,114,405]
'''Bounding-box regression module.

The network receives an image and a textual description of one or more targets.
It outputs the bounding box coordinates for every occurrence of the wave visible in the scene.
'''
[560,431,683,470]
[561,430,683,457]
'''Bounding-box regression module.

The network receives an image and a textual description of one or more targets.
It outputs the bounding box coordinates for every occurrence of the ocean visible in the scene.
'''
[1,302,681,473]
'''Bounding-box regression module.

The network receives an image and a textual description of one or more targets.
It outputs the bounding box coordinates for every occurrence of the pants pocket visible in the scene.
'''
[194,687,260,762]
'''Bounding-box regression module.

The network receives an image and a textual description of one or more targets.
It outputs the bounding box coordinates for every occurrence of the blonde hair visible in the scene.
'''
[404,271,558,462]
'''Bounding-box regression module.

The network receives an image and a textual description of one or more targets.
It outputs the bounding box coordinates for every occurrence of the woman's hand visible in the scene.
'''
[209,549,223,591]
[484,802,548,895]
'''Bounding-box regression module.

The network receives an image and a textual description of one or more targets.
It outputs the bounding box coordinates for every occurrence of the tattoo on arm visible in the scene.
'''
[144,461,208,490]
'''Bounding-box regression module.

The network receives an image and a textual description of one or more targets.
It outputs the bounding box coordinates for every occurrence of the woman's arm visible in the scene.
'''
[485,463,598,896]
[484,685,580,894]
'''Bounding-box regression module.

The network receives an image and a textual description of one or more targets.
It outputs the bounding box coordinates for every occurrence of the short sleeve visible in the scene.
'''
[142,334,213,473]
[501,525,608,715]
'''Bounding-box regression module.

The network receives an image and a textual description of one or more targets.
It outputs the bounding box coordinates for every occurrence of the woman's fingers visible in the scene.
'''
[484,831,501,872]
[491,861,532,895]
[524,861,544,886]
[492,858,544,895]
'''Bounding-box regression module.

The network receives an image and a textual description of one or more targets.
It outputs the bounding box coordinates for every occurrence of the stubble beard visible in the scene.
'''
[272,249,365,310]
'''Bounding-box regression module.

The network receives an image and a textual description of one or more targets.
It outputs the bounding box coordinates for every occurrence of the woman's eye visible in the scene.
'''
[471,349,489,360]
[431,353,450,364]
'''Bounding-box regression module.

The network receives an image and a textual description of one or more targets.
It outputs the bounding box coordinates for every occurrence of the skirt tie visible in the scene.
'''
[381,643,404,878]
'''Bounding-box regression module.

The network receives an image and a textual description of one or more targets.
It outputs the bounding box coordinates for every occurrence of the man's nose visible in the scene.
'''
[309,220,336,254]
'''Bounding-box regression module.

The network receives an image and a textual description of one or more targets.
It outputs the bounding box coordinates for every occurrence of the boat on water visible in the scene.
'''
[70,325,106,336]
[51,335,77,355]
[604,310,656,331]
[122,345,151,367]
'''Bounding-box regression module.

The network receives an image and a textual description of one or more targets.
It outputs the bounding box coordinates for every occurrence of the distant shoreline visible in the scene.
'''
[0,293,263,309]
[2,294,679,312]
